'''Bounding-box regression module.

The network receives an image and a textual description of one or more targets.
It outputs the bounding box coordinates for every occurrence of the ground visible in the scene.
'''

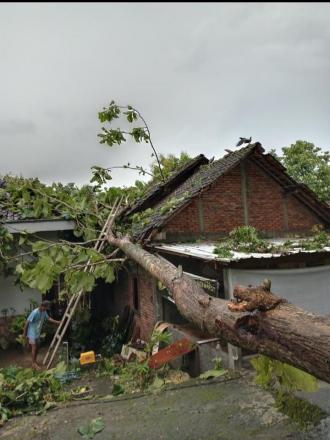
[1,370,330,440]
[1,349,329,439]
[0,346,49,369]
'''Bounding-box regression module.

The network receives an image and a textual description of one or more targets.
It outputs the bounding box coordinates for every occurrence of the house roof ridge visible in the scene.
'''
[132,141,330,240]
[124,153,209,216]
[133,143,263,239]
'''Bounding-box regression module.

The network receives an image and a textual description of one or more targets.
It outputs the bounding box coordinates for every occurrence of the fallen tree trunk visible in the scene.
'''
[108,235,330,383]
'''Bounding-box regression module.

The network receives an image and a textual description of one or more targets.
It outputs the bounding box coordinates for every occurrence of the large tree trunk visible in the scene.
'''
[108,235,330,383]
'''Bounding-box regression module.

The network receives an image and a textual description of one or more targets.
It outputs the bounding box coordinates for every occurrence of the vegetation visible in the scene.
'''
[97,330,172,394]
[78,417,105,439]
[213,225,330,259]
[251,355,326,430]
[147,152,192,186]
[69,310,126,358]
[0,362,70,426]
[0,101,193,300]
[272,140,330,202]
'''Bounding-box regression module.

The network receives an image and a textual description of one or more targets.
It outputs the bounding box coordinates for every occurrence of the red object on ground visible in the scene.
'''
[148,338,196,369]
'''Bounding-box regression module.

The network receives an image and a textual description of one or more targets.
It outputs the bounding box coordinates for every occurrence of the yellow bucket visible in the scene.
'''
[79,351,96,365]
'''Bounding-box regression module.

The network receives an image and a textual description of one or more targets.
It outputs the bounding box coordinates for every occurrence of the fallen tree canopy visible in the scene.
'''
[108,234,330,384]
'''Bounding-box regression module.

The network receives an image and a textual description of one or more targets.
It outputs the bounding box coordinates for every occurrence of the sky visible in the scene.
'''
[1,2,330,187]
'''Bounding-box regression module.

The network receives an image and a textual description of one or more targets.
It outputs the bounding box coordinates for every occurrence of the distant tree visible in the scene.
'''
[274,140,330,202]
[147,151,191,185]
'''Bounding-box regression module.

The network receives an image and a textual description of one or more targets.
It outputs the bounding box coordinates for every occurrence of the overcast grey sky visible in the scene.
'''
[1,2,330,186]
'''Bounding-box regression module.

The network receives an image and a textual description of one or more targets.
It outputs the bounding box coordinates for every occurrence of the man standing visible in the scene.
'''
[23,300,61,370]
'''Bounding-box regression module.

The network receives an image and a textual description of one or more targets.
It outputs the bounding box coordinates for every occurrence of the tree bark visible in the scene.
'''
[108,235,330,383]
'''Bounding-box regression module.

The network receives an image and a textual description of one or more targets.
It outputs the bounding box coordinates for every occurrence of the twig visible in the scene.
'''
[64,258,125,272]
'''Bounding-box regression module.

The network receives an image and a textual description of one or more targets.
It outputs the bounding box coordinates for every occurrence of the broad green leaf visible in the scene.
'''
[199,369,226,380]
[78,417,105,439]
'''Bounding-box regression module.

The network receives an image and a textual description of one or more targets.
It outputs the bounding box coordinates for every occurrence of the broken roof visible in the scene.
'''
[131,143,262,239]
[152,240,330,263]
[124,153,209,217]
[130,143,330,240]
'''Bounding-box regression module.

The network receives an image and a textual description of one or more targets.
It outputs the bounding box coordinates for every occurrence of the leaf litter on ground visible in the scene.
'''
[78,417,105,439]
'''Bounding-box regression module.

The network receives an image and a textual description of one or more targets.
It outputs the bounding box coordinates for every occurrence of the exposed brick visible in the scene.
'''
[164,159,324,237]
[112,159,326,342]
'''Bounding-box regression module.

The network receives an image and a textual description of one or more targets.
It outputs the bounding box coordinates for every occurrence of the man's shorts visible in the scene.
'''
[28,337,40,345]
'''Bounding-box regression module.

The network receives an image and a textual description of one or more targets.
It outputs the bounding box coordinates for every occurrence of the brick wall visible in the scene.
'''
[286,196,320,231]
[164,159,323,239]
[246,160,286,232]
[112,160,324,342]
[112,267,156,342]
[133,269,157,341]
[165,166,244,236]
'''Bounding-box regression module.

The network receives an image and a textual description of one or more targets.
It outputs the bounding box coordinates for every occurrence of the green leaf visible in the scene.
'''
[112,383,124,396]
[32,241,48,253]
[18,232,30,246]
[78,417,105,439]
[199,369,226,380]
[67,271,95,294]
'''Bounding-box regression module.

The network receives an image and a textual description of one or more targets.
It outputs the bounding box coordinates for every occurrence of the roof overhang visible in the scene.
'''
[151,240,330,263]
[3,219,75,234]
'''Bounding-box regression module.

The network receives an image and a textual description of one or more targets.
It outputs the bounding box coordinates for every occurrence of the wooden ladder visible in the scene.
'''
[43,198,122,369]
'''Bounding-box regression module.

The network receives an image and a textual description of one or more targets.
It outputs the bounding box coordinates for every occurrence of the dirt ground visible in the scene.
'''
[0,346,49,369]
[1,371,329,440]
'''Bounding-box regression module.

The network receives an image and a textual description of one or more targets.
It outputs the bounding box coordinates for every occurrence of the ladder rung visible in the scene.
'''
[43,198,123,369]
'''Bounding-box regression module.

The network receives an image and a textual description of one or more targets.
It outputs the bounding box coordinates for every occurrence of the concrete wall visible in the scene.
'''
[0,230,69,317]
[0,274,41,316]
[227,265,330,315]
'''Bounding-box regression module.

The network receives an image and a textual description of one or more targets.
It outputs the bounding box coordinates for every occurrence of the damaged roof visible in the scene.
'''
[124,153,209,217]
[132,143,263,239]
[152,240,330,263]
[130,142,330,240]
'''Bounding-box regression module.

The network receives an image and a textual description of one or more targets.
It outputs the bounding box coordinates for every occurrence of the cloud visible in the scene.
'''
[0,3,330,185]
[0,119,36,135]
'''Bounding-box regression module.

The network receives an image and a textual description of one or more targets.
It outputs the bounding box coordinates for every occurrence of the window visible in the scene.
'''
[132,277,139,312]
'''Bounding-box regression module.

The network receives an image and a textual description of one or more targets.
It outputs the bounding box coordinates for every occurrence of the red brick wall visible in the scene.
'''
[164,199,200,233]
[164,159,323,238]
[203,166,244,233]
[286,196,320,231]
[165,167,244,235]
[134,269,157,341]
[246,161,285,232]
[112,267,156,342]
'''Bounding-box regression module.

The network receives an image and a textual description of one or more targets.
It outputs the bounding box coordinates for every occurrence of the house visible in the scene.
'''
[0,214,74,345]
[108,143,330,367]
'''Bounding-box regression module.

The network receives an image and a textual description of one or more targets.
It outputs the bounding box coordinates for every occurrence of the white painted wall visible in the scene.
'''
[0,228,72,316]
[228,265,330,315]
[0,274,41,315]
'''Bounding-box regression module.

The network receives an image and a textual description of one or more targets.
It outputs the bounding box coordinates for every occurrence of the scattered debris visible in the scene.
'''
[112,383,125,396]
[121,344,147,362]
[78,417,105,439]
[148,338,196,369]
[164,370,190,384]
[71,386,94,400]
[0,361,71,425]
[199,356,227,380]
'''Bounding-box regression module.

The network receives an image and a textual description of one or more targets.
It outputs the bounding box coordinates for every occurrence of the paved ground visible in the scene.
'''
[2,373,328,440]
[1,350,329,439]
